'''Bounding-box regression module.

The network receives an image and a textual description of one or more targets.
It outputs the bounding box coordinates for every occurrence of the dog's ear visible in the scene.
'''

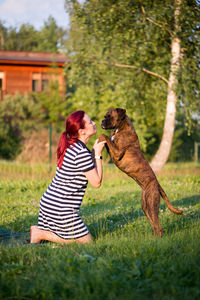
[116,108,126,120]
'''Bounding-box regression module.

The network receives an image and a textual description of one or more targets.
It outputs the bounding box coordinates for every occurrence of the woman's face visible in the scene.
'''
[83,114,97,137]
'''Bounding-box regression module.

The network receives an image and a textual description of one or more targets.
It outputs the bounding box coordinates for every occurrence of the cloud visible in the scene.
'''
[0,0,69,29]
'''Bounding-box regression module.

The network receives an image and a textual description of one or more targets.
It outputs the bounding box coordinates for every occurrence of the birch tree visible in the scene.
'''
[150,0,181,173]
[65,0,200,172]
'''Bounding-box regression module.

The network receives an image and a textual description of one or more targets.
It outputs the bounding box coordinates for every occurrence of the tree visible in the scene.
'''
[0,23,39,51]
[0,21,7,49]
[0,17,68,53]
[32,81,69,126]
[37,16,68,53]
[65,0,200,171]
[150,0,181,173]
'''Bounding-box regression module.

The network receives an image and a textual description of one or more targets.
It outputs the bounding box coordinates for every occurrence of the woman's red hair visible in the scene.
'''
[57,110,85,168]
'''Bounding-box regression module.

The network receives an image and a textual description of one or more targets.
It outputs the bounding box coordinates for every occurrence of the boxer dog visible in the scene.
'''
[100,108,183,236]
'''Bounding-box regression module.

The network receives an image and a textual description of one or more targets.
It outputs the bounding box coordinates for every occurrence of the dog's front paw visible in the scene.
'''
[98,134,107,142]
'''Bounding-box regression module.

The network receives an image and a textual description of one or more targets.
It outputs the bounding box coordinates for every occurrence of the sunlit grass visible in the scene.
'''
[0,160,200,299]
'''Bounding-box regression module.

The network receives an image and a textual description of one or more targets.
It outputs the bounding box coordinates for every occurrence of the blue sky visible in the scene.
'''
[0,0,70,29]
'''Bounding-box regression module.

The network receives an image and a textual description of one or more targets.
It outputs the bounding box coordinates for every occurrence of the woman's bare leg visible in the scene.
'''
[30,225,92,245]
[76,233,93,244]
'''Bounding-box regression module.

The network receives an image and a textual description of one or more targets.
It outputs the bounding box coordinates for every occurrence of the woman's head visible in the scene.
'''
[57,110,85,168]
[65,110,85,139]
[57,110,96,168]
[79,113,96,139]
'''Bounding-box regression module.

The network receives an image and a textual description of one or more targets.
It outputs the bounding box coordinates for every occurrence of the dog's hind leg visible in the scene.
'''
[141,187,163,236]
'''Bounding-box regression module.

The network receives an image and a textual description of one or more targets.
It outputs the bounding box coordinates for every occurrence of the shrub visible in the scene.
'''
[0,93,42,159]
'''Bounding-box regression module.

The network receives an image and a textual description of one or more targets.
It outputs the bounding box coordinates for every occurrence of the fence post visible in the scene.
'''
[49,123,52,166]
[194,142,199,165]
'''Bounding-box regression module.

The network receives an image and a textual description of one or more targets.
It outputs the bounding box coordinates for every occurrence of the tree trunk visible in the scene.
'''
[150,0,181,175]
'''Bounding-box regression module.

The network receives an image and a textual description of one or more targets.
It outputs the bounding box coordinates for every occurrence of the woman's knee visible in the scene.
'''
[76,233,93,244]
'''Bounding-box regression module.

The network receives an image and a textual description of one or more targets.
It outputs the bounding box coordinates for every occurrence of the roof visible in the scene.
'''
[0,50,68,67]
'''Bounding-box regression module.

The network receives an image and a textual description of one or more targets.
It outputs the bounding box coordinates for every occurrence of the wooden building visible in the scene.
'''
[0,50,67,100]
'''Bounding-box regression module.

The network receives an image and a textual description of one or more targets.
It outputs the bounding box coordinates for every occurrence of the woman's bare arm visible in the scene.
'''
[84,140,106,188]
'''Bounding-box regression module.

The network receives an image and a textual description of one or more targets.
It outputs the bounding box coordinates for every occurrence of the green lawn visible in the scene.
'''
[0,161,200,300]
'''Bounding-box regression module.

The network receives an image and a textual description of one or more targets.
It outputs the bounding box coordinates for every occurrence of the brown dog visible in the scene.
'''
[100,108,183,236]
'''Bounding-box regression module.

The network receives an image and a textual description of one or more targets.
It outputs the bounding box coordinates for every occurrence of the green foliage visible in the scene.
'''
[0,23,39,51]
[0,1,199,162]
[0,16,67,53]
[32,82,66,123]
[0,87,73,161]
[35,16,68,53]
[169,109,200,162]
[65,0,200,158]
[0,162,200,299]
[0,93,42,159]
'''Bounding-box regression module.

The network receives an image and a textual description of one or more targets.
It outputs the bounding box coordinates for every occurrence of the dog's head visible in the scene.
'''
[101,108,126,130]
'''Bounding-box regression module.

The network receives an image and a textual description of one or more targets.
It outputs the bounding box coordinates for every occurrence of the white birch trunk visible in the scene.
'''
[150,0,181,174]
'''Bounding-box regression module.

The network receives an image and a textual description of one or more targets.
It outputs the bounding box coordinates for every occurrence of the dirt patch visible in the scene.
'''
[17,129,60,164]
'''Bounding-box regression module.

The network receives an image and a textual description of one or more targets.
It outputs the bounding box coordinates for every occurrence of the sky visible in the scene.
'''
[0,0,70,30]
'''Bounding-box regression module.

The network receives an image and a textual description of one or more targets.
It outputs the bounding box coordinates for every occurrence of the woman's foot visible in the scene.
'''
[30,225,42,243]
[30,226,93,245]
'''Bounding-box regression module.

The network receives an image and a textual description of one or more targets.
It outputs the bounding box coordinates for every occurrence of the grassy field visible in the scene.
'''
[0,160,200,300]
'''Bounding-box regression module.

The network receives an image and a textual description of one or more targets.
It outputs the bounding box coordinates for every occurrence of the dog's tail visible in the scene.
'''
[159,185,183,215]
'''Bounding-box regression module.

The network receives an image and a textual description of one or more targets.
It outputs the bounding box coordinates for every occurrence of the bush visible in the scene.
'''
[0,93,42,160]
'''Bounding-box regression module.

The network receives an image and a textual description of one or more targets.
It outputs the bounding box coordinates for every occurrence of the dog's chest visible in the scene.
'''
[110,129,118,142]
[110,135,115,142]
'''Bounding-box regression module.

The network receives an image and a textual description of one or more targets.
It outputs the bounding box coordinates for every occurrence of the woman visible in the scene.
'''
[30,110,105,244]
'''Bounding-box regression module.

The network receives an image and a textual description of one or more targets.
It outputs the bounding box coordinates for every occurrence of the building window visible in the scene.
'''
[42,79,49,91]
[0,72,4,89]
[0,72,4,100]
[32,73,41,92]
[32,79,40,92]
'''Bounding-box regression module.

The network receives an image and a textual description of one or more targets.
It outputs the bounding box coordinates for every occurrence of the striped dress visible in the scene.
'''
[38,140,95,239]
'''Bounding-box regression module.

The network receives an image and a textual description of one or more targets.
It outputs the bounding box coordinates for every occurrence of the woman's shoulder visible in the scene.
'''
[76,140,91,153]
[66,140,90,157]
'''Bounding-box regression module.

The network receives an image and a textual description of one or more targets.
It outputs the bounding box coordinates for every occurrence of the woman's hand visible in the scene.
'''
[92,138,106,156]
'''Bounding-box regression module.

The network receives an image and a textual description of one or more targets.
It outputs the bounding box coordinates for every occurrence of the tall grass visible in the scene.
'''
[0,161,200,299]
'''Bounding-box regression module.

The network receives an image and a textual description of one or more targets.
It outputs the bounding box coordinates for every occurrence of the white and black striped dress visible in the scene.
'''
[38,140,95,239]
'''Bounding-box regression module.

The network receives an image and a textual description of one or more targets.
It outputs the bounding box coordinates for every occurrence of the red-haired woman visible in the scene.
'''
[30,110,106,244]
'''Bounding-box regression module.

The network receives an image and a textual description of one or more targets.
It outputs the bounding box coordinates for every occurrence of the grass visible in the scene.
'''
[0,160,200,299]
